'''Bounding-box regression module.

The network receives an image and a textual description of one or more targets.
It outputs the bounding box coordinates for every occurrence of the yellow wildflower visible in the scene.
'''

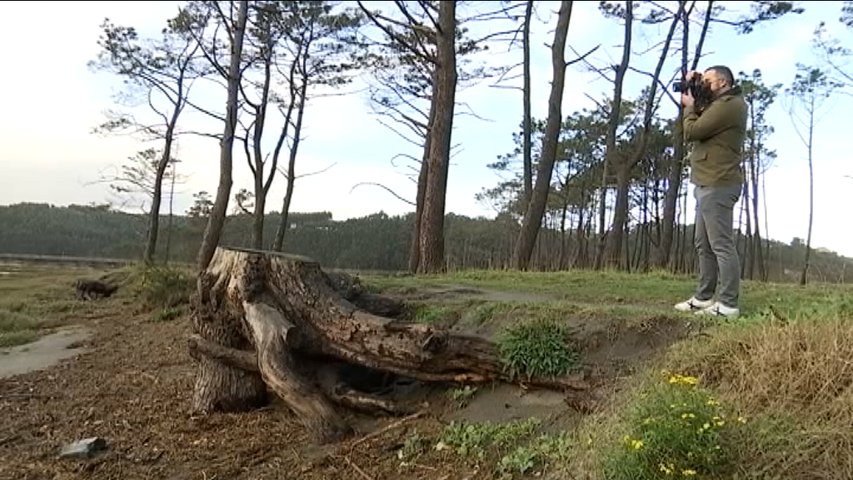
[631,439,644,450]
[682,469,697,476]
[706,398,720,406]
[737,416,748,424]
[659,462,675,475]
[668,373,699,386]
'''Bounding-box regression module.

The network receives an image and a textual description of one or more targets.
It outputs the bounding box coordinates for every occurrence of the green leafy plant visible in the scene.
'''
[604,372,746,480]
[439,418,541,460]
[397,430,428,464]
[447,385,478,407]
[497,318,580,380]
[497,432,573,477]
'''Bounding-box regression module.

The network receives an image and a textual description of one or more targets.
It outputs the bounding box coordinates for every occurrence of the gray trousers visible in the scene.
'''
[693,184,741,308]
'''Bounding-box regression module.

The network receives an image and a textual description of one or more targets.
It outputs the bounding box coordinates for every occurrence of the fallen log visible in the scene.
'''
[189,247,582,443]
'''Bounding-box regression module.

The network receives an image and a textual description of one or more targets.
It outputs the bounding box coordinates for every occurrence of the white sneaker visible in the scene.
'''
[674,296,715,312]
[695,302,739,319]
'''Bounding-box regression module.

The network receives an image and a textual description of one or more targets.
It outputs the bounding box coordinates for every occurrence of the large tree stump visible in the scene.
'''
[189,247,581,443]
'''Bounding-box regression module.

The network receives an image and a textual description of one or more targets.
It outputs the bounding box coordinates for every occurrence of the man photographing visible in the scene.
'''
[674,66,748,318]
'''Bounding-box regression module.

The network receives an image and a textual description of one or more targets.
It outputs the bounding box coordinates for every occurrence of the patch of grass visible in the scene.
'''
[0,329,38,347]
[0,308,39,333]
[497,318,580,380]
[362,269,852,317]
[0,263,133,347]
[410,304,457,324]
[153,306,184,322]
[602,372,743,480]
[0,303,68,347]
[665,312,853,479]
[559,295,853,480]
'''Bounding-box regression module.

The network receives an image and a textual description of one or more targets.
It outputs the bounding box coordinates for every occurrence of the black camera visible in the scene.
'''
[671,74,702,98]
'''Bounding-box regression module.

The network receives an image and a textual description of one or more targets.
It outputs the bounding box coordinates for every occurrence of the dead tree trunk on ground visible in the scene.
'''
[188,247,583,444]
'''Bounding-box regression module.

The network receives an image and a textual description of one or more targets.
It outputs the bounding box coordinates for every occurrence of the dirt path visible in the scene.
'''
[0,326,91,379]
[0,277,693,480]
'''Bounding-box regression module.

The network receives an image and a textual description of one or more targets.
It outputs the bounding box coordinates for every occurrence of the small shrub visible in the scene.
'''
[135,265,194,310]
[497,318,579,380]
[603,371,745,480]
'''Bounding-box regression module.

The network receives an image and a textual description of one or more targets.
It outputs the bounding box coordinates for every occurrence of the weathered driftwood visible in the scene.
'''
[188,247,584,443]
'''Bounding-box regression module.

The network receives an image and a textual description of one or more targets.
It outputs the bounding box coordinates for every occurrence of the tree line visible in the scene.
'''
[85,1,851,284]
[2,202,851,284]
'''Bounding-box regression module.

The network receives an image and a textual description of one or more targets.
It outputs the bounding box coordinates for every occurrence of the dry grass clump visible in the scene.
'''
[678,314,853,479]
[555,298,853,480]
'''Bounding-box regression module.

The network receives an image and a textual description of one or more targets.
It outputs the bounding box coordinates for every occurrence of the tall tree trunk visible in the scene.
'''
[165,161,176,264]
[253,186,266,250]
[752,152,766,281]
[572,189,587,268]
[144,124,178,265]
[251,52,273,250]
[657,0,712,269]
[594,0,632,270]
[800,98,815,286]
[605,1,680,268]
[417,1,458,273]
[272,77,308,252]
[741,180,752,279]
[408,106,435,273]
[762,167,772,279]
[511,1,573,270]
[609,170,631,269]
[521,0,534,209]
[196,0,249,271]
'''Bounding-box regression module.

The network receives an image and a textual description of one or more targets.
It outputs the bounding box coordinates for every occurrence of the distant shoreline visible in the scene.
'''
[0,253,136,268]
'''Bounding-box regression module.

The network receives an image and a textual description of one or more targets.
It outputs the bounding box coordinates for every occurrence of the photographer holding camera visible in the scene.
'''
[673,66,747,318]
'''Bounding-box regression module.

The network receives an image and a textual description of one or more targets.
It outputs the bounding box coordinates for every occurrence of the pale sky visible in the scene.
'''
[1,1,851,257]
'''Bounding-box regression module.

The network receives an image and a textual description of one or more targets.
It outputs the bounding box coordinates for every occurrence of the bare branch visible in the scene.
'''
[374,116,426,148]
[455,101,495,123]
[567,44,601,67]
[349,182,415,206]
[628,66,679,106]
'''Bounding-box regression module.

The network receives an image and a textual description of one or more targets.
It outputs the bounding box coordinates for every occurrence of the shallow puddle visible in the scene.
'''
[0,327,92,379]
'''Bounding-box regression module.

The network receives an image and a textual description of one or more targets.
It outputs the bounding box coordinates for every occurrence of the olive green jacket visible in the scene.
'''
[683,86,748,187]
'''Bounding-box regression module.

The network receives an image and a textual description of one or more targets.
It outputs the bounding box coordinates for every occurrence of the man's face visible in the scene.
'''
[701,70,727,95]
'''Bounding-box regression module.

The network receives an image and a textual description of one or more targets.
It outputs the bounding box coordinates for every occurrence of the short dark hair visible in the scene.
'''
[705,65,735,86]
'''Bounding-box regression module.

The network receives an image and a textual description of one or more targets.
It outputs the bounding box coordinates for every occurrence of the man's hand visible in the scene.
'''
[681,91,695,108]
